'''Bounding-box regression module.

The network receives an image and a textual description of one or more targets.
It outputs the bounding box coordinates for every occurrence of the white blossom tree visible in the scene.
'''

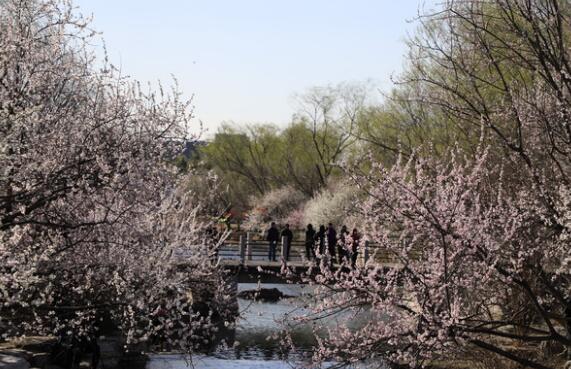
[302,182,358,228]
[242,186,307,231]
[0,0,231,354]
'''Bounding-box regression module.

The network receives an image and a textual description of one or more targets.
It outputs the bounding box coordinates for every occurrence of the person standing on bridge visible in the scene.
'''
[280,223,294,261]
[267,222,279,262]
[338,225,349,263]
[316,225,326,256]
[326,223,337,261]
[305,224,316,261]
[350,228,360,268]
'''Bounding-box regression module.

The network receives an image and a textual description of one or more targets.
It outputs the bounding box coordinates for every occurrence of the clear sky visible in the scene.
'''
[74,0,439,135]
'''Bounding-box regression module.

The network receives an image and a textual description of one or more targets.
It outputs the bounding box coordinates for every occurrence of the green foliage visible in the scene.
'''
[199,0,571,220]
[200,120,354,213]
[349,1,562,166]
[201,123,278,195]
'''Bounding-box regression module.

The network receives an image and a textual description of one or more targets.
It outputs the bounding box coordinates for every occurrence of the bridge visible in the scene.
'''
[172,233,410,283]
[212,233,401,283]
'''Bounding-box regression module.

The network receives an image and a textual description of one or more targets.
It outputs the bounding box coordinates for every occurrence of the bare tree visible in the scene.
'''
[293,82,369,187]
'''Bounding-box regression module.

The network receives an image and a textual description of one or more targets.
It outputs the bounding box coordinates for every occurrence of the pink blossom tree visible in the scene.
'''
[0,0,231,354]
[298,147,569,368]
[289,1,571,368]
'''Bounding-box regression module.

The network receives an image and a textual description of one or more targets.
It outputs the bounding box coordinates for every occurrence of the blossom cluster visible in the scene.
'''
[0,0,231,351]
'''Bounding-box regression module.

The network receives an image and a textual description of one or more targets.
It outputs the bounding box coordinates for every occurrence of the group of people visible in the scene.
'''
[266,222,360,266]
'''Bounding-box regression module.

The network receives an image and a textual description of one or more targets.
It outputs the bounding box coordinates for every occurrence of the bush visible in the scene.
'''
[242,186,307,230]
[302,183,358,228]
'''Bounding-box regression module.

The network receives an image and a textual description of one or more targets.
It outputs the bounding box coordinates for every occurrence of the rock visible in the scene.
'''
[0,350,32,362]
[29,353,50,368]
[43,365,64,369]
[78,360,91,369]
[237,288,293,302]
[0,354,30,369]
[17,337,57,353]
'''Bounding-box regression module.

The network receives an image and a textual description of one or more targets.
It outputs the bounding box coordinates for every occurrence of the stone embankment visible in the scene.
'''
[0,336,146,369]
[0,337,56,369]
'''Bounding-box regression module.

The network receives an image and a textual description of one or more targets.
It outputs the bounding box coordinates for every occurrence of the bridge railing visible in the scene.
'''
[218,236,308,262]
[218,232,422,266]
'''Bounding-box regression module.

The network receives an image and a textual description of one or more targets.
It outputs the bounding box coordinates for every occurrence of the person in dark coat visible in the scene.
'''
[326,223,337,259]
[338,225,349,263]
[315,225,326,256]
[350,228,360,267]
[267,222,279,261]
[305,224,316,260]
[280,223,294,261]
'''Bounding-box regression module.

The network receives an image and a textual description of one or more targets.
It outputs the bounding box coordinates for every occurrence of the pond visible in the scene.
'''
[147,283,384,369]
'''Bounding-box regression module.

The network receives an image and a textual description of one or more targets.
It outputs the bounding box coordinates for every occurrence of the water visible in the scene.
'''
[149,355,337,369]
[147,283,381,369]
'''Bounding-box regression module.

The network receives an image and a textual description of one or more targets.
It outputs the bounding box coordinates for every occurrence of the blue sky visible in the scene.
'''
[75,0,439,135]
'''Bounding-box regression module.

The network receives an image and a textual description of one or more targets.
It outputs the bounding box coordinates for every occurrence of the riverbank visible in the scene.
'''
[0,336,57,369]
[0,336,147,369]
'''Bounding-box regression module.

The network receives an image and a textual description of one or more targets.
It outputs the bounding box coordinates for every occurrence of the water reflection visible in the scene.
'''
[149,354,339,369]
[148,283,383,369]
[213,283,316,361]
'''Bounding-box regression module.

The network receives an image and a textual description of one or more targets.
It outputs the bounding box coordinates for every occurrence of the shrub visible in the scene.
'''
[242,186,307,230]
[303,183,358,228]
